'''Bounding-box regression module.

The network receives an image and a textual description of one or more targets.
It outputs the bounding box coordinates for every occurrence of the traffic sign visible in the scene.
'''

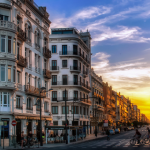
[12,120,17,126]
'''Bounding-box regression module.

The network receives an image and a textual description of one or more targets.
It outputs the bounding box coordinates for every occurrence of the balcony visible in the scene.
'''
[43,47,51,58]
[59,51,90,66]
[44,110,49,113]
[50,66,59,72]
[80,99,91,106]
[17,26,26,41]
[25,85,46,98]
[51,81,91,91]
[17,54,27,67]
[83,70,88,77]
[0,20,17,32]
[16,105,23,109]
[43,69,51,79]
[70,66,81,73]
[26,107,33,110]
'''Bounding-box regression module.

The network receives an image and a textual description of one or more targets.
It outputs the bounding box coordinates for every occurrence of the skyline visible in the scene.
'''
[36,0,150,119]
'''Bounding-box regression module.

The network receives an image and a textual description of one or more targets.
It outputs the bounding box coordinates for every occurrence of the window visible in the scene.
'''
[62,60,67,67]
[8,37,11,53]
[25,22,31,40]
[73,60,78,70]
[80,62,81,71]
[17,43,20,59]
[83,107,86,115]
[73,45,78,55]
[52,30,73,34]
[62,75,67,85]
[35,77,37,87]
[52,60,57,70]
[52,45,56,53]
[17,71,21,83]
[52,106,58,114]
[0,92,9,107]
[1,35,5,52]
[52,91,57,101]
[8,66,11,82]
[52,75,57,85]
[0,15,9,21]
[80,107,82,115]
[62,106,69,114]
[80,92,82,99]
[13,67,16,82]
[44,59,47,69]
[38,78,40,88]
[27,98,31,109]
[1,65,5,81]
[74,91,78,99]
[13,38,16,54]
[53,121,58,125]
[35,30,40,47]
[63,90,68,100]
[74,75,78,85]
[44,102,48,111]
[36,100,40,110]
[16,96,20,107]
[72,106,78,114]
[62,45,67,55]
[87,108,89,116]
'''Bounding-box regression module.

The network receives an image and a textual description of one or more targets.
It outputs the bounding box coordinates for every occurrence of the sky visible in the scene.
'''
[36,0,150,119]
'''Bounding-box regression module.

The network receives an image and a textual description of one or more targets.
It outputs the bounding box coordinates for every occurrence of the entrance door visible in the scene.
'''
[16,120,21,143]
[37,120,40,141]
[27,120,32,135]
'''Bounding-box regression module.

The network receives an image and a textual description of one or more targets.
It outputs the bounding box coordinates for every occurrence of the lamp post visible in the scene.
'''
[37,87,53,146]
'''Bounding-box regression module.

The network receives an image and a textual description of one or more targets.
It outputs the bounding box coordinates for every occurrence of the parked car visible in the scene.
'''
[109,129,115,135]
[127,127,132,131]
[115,128,120,133]
[131,126,134,130]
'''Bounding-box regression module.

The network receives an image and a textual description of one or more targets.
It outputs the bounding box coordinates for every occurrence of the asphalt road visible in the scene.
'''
[43,126,150,150]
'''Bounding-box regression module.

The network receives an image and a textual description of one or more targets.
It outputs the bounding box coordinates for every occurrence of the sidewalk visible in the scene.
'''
[1,134,106,150]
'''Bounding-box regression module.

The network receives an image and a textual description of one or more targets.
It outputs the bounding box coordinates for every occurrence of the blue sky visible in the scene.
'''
[36,0,150,117]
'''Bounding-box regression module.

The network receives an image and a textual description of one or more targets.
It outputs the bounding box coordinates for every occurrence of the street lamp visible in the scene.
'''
[35,88,53,146]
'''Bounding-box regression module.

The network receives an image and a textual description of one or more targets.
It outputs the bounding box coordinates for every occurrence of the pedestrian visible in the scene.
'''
[106,129,110,141]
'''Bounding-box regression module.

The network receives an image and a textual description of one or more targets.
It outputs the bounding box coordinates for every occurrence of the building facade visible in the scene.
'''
[0,0,52,145]
[49,28,92,135]
[90,68,104,133]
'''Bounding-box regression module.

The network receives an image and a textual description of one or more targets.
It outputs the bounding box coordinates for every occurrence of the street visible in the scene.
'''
[43,126,149,150]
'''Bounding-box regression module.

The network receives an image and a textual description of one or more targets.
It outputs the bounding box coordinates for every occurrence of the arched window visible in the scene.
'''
[35,29,40,48]
[25,21,31,42]
[36,99,40,111]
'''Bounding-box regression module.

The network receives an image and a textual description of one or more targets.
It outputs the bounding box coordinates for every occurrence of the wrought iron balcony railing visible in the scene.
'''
[25,85,46,98]
[43,69,51,79]
[50,66,59,71]
[43,47,51,58]
[17,54,27,67]
[70,66,81,72]
[17,26,26,41]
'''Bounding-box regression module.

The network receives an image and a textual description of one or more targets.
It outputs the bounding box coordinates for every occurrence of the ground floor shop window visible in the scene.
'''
[1,118,9,139]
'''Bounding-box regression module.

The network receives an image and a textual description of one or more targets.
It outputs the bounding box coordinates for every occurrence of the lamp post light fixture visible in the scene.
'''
[35,87,53,146]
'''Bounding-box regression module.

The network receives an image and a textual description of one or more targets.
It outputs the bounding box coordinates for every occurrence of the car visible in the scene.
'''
[109,129,115,135]
[131,126,134,130]
[127,127,132,131]
[115,128,120,133]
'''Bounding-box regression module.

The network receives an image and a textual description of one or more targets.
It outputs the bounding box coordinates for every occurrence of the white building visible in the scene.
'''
[0,0,52,145]
[49,28,92,135]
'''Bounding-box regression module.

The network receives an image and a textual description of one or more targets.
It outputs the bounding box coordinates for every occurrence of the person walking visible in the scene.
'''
[106,129,110,141]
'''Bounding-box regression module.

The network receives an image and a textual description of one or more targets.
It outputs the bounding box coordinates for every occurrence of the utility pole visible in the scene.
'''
[65,89,68,144]
[40,90,43,146]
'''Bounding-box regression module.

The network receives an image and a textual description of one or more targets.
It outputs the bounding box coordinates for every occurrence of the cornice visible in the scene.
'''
[0,3,12,9]
[13,1,50,35]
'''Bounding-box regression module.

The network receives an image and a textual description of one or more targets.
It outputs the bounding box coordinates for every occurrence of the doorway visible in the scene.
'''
[16,120,21,143]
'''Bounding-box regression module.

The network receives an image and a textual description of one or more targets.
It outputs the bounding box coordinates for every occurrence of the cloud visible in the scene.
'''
[51,6,111,28]
[144,48,150,52]
[92,52,150,95]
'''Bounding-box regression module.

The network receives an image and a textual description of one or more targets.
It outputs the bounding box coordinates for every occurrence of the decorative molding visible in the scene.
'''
[26,9,31,17]
[35,18,40,24]
[16,0,22,8]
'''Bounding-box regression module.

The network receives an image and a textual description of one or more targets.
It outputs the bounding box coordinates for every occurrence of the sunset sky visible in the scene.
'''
[37,0,150,119]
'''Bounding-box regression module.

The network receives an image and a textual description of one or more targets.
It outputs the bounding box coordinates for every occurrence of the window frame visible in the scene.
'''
[52,106,58,114]
[1,35,6,52]
[1,64,6,82]
[62,106,69,114]
[52,45,57,53]
[62,60,67,68]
